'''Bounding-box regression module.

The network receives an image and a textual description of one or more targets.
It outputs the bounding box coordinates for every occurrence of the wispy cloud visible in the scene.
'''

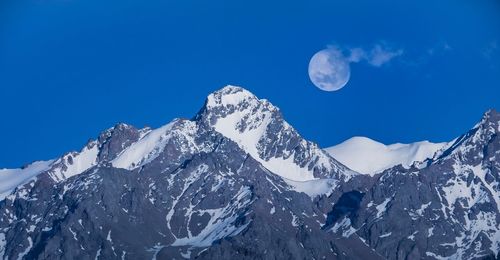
[327,42,404,67]
[426,42,452,56]
[346,47,366,63]
[482,40,498,60]
[367,44,404,67]
[400,41,453,68]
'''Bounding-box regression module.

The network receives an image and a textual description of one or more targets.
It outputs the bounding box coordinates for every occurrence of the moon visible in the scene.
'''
[308,49,351,91]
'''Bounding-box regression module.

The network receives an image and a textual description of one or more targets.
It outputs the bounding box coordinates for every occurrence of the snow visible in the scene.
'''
[291,213,299,227]
[329,217,358,238]
[49,142,99,181]
[0,233,5,259]
[112,122,175,169]
[209,88,252,108]
[69,227,77,241]
[112,120,200,170]
[416,202,431,216]
[27,225,36,233]
[379,232,392,238]
[180,250,191,259]
[0,160,54,200]
[17,237,33,260]
[375,198,391,218]
[329,217,351,233]
[472,163,500,212]
[95,248,102,260]
[283,178,337,198]
[166,164,208,237]
[209,85,337,182]
[408,231,418,240]
[440,162,492,214]
[212,107,319,181]
[428,227,434,236]
[425,251,448,260]
[325,136,447,175]
[106,230,112,242]
[147,244,165,260]
[437,161,500,256]
[171,186,253,247]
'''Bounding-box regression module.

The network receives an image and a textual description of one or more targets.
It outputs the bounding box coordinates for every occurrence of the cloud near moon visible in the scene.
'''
[308,43,403,92]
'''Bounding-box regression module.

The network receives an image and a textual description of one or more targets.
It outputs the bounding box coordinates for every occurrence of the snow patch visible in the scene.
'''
[171,186,253,247]
[329,217,357,238]
[17,237,33,260]
[0,160,54,201]
[49,142,99,182]
[212,110,318,181]
[0,233,5,259]
[379,232,392,238]
[283,178,337,198]
[325,136,447,175]
[375,198,391,218]
[112,122,175,169]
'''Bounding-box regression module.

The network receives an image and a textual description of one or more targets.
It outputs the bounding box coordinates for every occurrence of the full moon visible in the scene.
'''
[308,49,351,91]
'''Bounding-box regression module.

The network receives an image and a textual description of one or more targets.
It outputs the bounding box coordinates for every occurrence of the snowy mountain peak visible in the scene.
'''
[205,85,262,108]
[477,108,500,134]
[111,118,202,170]
[197,86,355,182]
[432,108,500,162]
[480,108,499,124]
[465,109,500,137]
[0,160,54,200]
[325,136,447,175]
[201,85,278,123]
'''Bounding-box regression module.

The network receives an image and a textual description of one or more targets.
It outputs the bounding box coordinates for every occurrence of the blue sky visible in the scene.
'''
[1,0,499,167]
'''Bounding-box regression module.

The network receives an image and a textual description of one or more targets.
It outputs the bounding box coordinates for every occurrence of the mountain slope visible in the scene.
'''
[196,86,357,182]
[0,160,54,200]
[334,109,500,259]
[325,137,447,175]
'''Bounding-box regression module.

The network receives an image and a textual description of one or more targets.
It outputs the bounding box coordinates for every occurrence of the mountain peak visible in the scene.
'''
[203,85,276,112]
[478,108,500,129]
[325,136,447,175]
[195,85,354,182]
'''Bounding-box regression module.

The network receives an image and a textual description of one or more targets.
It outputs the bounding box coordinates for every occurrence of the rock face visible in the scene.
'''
[0,86,499,260]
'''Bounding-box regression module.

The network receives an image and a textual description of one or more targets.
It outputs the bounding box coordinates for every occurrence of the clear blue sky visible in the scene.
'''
[1,0,499,168]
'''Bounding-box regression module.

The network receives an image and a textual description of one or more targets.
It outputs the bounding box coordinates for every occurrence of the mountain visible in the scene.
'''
[0,86,498,260]
[347,109,500,259]
[325,137,448,175]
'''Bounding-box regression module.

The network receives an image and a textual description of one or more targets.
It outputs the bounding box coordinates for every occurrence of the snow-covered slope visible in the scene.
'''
[199,85,355,182]
[325,136,447,175]
[111,122,175,169]
[46,142,100,182]
[0,160,54,200]
[205,87,317,181]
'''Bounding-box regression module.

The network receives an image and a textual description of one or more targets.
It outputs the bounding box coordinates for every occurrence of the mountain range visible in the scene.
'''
[0,86,499,259]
